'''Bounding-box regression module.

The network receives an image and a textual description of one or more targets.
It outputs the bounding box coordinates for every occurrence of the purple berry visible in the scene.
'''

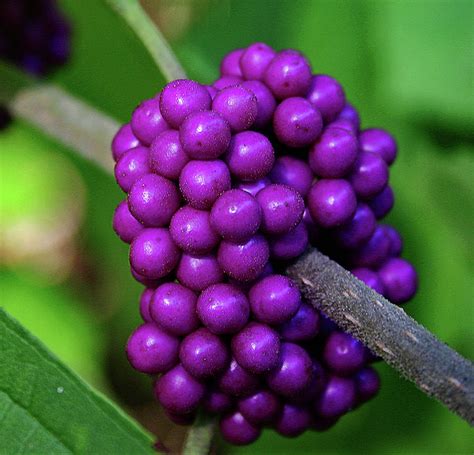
[218,358,260,397]
[349,151,389,199]
[249,274,301,325]
[197,283,250,334]
[212,85,257,132]
[382,225,403,256]
[150,282,199,336]
[355,367,380,403]
[237,177,271,197]
[337,103,360,132]
[240,42,276,80]
[203,390,233,414]
[126,323,179,374]
[149,130,189,180]
[273,97,323,147]
[226,131,275,181]
[334,203,376,249]
[351,267,385,295]
[218,234,269,282]
[213,76,243,90]
[180,328,229,379]
[155,364,205,414]
[263,49,312,100]
[308,179,357,228]
[315,376,356,418]
[131,98,169,145]
[350,225,391,268]
[238,390,281,425]
[114,146,150,193]
[129,228,180,279]
[360,128,397,165]
[179,111,231,160]
[176,253,223,292]
[169,206,219,254]
[220,48,244,77]
[306,75,346,123]
[323,332,366,375]
[113,200,143,244]
[241,80,276,128]
[131,266,162,288]
[210,189,261,243]
[220,411,261,445]
[159,79,211,128]
[231,322,280,374]
[269,156,313,197]
[112,123,140,161]
[279,303,320,341]
[274,404,311,437]
[309,126,358,178]
[378,258,418,303]
[369,185,394,219]
[139,288,154,322]
[128,173,180,227]
[269,221,309,260]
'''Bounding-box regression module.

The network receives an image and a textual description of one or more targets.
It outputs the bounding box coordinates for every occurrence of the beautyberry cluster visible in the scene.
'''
[112,42,418,445]
[0,0,71,128]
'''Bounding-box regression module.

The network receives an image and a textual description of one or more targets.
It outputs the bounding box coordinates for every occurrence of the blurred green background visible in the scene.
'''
[1,0,473,453]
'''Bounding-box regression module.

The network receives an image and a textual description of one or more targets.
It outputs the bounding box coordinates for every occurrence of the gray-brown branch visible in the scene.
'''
[287,249,474,425]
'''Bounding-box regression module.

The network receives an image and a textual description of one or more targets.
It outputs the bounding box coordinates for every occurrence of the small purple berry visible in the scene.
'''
[176,253,224,292]
[350,225,391,268]
[274,404,311,437]
[323,332,366,375]
[360,128,397,165]
[355,366,380,403]
[306,75,346,123]
[113,200,143,244]
[203,390,233,414]
[218,358,260,397]
[139,288,154,322]
[351,267,385,295]
[269,156,313,197]
[240,42,276,80]
[241,80,276,128]
[220,411,261,446]
[382,224,403,257]
[334,203,376,249]
[315,375,356,418]
[337,102,360,132]
[279,303,320,341]
[378,257,418,303]
[114,146,150,193]
[269,221,309,260]
[131,97,169,145]
[238,390,281,425]
[213,75,243,90]
[112,123,140,161]
[149,130,189,180]
[349,151,389,199]
[369,185,395,219]
[220,48,244,77]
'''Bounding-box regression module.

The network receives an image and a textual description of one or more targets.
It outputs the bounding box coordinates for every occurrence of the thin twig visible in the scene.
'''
[287,249,474,426]
[105,0,187,82]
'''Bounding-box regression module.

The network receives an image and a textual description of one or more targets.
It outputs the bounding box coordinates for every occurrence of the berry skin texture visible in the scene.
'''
[113,200,143,244]
[226,131,275,181]
[210,189,262,243]
[114,146,150,193]
[269,221,309,260]
[238,390,281,425]
[220,48,244,77]
[231,322,280,374]
[274,404,311,437]
[308,179,357,228]
[360,128,397,165]
[159,79,211,129]
[249,274,301,325]
[126,323,179,374]
[128,173,180,227]
[112,123,140,162]
[369,185,395,219]
[180,328,229,379]
[273,97,323,148]
[240,42,276,80]
[349,151,389,199]
[256,184,305,235]
[315,376,356,418]
[139,288,154,322]
[269,156,313,198]
[129,228,180,279]
[149,130,189,180]
[218,358,260,397]
[179,111,231,160]
[306,75,346,123]
[350,225,391,268]
[279,302,320,341]
[355,367,380,403]
[220,411,261,446]
[155,364,205,415]
[150,282,199,336]
[179,160,231,210]
[334,203,376,250]
[131,98,169,145]
[378,258,418,303]
[237,177,271,197]
[241,80,276,128]
[197,284,250,335]
[337,103,360,132]
[212,86,258,132]
[176,253,223,292]
[323,332,366,375]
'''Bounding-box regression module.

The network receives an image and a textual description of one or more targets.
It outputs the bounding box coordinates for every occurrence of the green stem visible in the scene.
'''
[105,0,187,82]
[182,413,216,455]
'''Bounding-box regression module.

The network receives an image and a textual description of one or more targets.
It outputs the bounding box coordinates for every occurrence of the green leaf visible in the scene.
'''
[0,309,155,454]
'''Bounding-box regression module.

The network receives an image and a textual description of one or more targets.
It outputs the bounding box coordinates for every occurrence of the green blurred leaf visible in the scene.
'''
[0,309,155,454]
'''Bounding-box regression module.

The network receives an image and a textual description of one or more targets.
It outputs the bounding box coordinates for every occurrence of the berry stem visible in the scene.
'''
[182,413,216,455]
[287,248,474,426]
[105,0,187,82]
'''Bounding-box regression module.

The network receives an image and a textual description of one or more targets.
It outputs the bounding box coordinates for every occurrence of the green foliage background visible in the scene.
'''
[0,0,472,453]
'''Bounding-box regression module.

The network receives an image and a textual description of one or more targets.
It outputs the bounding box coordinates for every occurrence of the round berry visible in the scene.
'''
[126,323,179,374]
[256,184,305,235]
[220,48,244,77]
[309,126,358,178]
[131,97,169,145]
[349,151,389,199]
[383,224,403,256]
[113,200,143,244]
[179,111,231,159]
[337,103,360,132]
[351,268,385,295]
[267,342,313,397]
[334,203,376,249]
[263,49,312,100]
[131,266,162,288]
[218,358,260,397]
[269,156,313,197]
[307,179,357,228]
[273,97,323,147]
[279,303,320,341]
[210,189,261,242]
[289,359,327,404]
[306,75,346,123]
[150,282,199,336]
[350,225,391,268]
[315,376,356,418]
[212,85,257,132]
[169,206,219,254]
[323,332,366,375]
[269,221,309,260]
[112,123,140,161]
[220,411,261,446]
[369,185,394,219]
[226,131,275,181]
[378,258,418,303]
[139,288,154,322]
[176,253,223,292]
[155,364,205,414]
[149,130,189,180]
[274,404,311,437]
[249,274,301,325]
[241,80,276,128]
[128,174,180,227]
[179,160,231,209]
[213,76,243,90]
[237,177,271,197]
[203,390,233,414]
[355,367,380,403]
[218,234,269,282]
[159,79,211,128]
[360,128,397,165]
[180,328,229,379]
[129,228,180,279]
[197,284,250,334]
[238,390,280,425]
[114,146,150,193]
[240,42,276,80]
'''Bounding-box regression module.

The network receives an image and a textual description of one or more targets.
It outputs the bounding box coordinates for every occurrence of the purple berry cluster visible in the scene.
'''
[112,42,418,445]
[0,0,71,129]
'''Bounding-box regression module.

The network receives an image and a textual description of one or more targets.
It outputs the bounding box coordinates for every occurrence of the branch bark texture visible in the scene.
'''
[287,249,474,425]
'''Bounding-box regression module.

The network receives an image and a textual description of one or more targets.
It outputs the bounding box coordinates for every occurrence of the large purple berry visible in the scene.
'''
[274,404,311,437]
[315,376,356,418]
[238,390,281,425]
[279,302,320,341]
[378,257,418,303]
[323,332,366,375]
[112,123,140,162]
[114,146,150,193]
[349,151,389,199]
[270,156,313,198]
[131,98,169,145]
[176,253,223,292]
[149,130,189,180]
[113,200,143,244]
[360,128,397,165]
[306,75,346,123]
[240,42,276,80]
